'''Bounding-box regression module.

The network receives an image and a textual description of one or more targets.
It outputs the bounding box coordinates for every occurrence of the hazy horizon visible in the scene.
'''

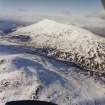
[0,0,103,22]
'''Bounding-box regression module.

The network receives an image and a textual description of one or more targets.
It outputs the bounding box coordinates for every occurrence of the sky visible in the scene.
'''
[0,0,103,22]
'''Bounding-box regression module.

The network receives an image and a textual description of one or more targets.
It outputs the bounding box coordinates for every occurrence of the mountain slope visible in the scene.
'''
[7,19,105,74]
[0,43,105,105]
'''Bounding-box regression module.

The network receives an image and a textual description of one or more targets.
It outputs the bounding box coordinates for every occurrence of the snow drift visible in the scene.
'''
[7,19,105,74]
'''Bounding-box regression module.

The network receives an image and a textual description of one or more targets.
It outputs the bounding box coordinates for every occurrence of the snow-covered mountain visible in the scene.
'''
[0,19,105,105]
[0,19,30,35]
[7,19,105,74]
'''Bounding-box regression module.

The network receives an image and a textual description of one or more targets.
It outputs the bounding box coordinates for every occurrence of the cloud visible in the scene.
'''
[17,8,28,12]
[98,10,105,19]
[87,9,105,19]
[62,10,71,16]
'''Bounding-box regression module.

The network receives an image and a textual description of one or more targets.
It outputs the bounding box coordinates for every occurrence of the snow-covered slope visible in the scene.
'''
[0,43,105,105]
[7,19,105,74]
